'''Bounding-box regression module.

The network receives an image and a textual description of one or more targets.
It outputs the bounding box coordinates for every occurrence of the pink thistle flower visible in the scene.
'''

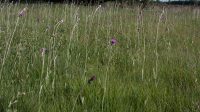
[111,38,117,45]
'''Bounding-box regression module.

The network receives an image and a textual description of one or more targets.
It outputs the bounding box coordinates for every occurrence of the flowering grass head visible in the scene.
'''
[60,19,64,23]
[18,7,28,17]
[40,48,48,56]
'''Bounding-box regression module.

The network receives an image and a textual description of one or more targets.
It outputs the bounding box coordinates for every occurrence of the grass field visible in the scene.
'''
[0,3,200,112]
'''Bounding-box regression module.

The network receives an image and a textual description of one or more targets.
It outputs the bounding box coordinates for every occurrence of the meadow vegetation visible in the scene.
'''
[0,3,200,112]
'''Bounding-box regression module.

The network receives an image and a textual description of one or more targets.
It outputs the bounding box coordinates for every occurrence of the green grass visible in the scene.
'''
[0,3,200,112]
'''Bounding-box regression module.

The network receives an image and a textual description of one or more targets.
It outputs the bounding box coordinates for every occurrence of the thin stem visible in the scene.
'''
[0,17,19,80]
[154,8,165,85]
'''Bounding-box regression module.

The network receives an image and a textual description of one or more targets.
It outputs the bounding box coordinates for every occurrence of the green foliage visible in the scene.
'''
[0,4,200,112]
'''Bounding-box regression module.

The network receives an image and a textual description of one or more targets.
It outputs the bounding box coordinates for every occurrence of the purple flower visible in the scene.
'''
[111,38,117,45]
[88,76,96,84]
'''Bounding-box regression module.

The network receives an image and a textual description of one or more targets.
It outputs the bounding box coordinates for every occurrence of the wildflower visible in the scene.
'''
[111,38,117,45]
[40,48,48,56]
[88,75,96,84]
[18,7,27,17]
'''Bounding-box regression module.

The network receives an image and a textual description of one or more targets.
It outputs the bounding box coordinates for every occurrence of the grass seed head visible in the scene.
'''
[40,48,48,56]
[19,7,28,17]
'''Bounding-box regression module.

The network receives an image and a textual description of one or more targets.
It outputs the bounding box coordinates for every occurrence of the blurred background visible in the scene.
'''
[1,0,200,6]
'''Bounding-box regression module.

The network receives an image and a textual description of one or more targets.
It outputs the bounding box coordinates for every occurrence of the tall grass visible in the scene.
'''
[0,3,200,112]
